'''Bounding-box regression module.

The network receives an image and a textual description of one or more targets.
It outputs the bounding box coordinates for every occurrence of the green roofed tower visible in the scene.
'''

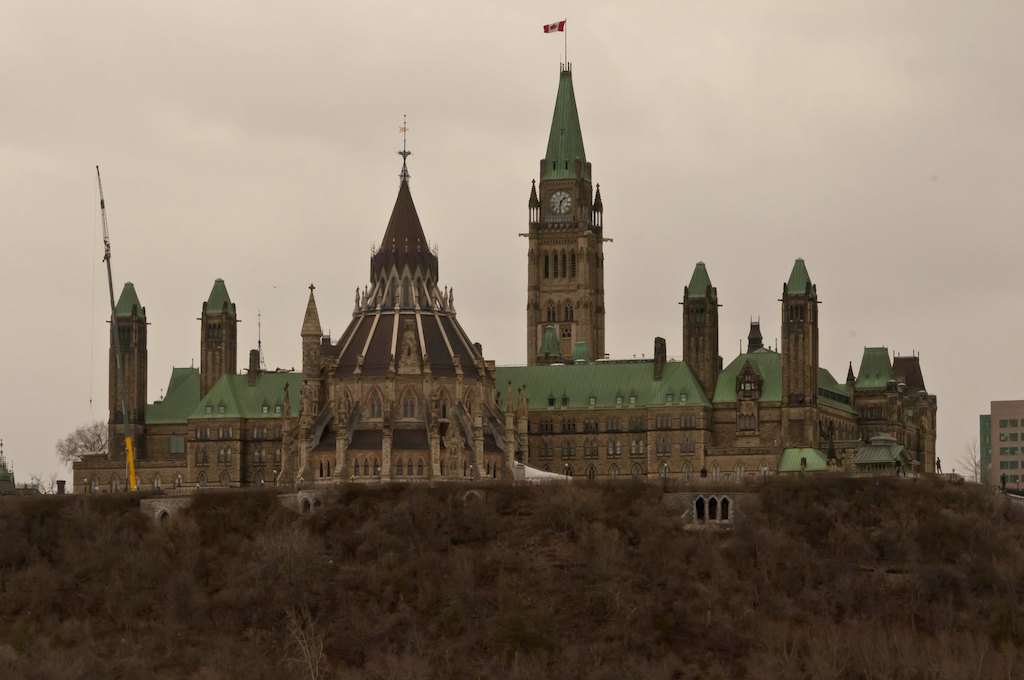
[200,278,238,398]
[527,64,605,365]
[683,262,719,398]
[781,258,820,446]
[108,282,148,458]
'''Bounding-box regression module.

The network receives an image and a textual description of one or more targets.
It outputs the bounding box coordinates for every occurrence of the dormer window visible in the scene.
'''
[616,396,623,406]
[261,404,269,414]
[275,404,282,414]
[218,404,225,414]
[629,395,636,407]
[589,396,596,407]
[666,393,673,403]
[205,405,212,414]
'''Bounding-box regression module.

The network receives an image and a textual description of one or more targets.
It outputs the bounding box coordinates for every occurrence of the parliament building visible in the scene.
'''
[73,65,937,493]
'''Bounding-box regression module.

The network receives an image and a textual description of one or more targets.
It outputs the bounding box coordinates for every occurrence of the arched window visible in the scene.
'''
[660,463,669,479]
[571,251,577,278]
[395,458,403,476]
[402,278,412,307]
[586,465,596,480]
[407,459,414,476]
[564,301,574,322]
[709,497,719,520]
[417,459,424,476]
[631,464,643,479]
[760,460,769,479]
[354,460,360,476]
[544,253,550,278]
[683,462,692,482]
[110,475,120,493]
[374,459,381,476]
[219,471,229,486]
[607,440,614,457]
[370,393,383,418]
[197,472,207,487]
[721,497,730,521]
[609,464,619,479]
[319,461,324,478]
[326,461,331,477]
[363,459,370,476]
[402,392,417,418]
[254,471,264,485]
[695,497,705,521]
[711,462,720,481]
[735,463,745,482]
[546,301,557,323]
[553,252,559,278]
[561,250,567,277]
[174,474,182,489]
[565,465,574,477]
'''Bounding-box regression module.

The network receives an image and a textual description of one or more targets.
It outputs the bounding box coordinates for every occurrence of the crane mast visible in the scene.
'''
[96,166,138,492]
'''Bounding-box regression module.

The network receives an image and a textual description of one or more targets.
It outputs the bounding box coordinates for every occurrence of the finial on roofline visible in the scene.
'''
[398,114,412,183]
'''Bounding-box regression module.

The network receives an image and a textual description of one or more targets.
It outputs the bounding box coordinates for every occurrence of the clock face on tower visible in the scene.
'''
[549,191,572,215]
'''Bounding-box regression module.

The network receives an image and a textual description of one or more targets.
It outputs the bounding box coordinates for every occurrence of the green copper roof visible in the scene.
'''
[543,68,590,181]
[817,368,856,414]
[206,278,236,317]
[571,341,591,363]
[786,258,812,295]
[114,282,145,318]
[779,447,828,472]
[190,372,301,420]
[146,367,200,425]
[496,360,712,411]
[538,325,561,360]
[686,262,715,300]
[856,347,893,389]
[713,349,782,403]
[854,434,909,466]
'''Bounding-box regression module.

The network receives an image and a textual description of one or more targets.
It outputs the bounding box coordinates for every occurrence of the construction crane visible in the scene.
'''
[96,166,137,492]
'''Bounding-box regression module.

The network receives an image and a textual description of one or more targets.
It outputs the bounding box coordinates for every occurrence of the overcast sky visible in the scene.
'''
[2,1,1022,485]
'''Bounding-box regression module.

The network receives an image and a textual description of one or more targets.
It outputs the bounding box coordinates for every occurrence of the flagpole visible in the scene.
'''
[564,20,568,64]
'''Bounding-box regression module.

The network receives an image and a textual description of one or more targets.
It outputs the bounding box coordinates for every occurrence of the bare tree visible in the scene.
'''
[55,420,107,465]
[958,439,982,484]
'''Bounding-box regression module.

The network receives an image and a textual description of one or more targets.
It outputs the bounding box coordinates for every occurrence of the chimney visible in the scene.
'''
[248,349,261,385]
[56,480,66,495]
[747,321,763,353]
[653,337,667,381]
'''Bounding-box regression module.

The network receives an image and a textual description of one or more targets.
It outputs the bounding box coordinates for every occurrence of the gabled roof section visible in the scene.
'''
[686,262,715,301]
[854,433,910,466]
[714,349,781,403]
[893,355,927,393]
[206,279,236,317]
[495,360,712,411]
[370,179,439,281]
[779,448,828,472]
[301,287,322,337]
[785,258,812,295]
[146,367,200,425]
[817,368,856,414]
[856,347,893,389]
[114,282,145,318]
[191,372,301,420]
[543,66,590,181]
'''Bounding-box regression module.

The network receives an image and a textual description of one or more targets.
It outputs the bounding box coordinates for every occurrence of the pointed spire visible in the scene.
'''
[114,282,145,318]
[529,179,540,208]
[846,361,856,385]
[543,66,590,181]
[206,278,236,317]
[686,261,716,301]
[398,114,412,184]
[786,258,813,295]
[747,320,763,353]
[370,172,438,281]
[593,183,603,212]
[302,284,322,338]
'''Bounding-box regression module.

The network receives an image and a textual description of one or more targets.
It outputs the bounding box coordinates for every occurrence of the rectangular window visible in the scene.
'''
[1012,461,1020,470]
[1013,420,1020,427]
[1001,433,1009,442]
[1000,461,1009,469]
[1011,433,1019,441]
[169,436,185,454]
[262,405,269,414]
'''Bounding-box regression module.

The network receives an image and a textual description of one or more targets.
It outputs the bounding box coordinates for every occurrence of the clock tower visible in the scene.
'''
[526,64,606,365]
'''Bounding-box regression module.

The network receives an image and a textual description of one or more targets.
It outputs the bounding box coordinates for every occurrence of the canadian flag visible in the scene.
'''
[543,20,566,33]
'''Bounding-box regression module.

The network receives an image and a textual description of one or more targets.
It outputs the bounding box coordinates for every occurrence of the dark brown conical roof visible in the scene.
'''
[370,179,439,281]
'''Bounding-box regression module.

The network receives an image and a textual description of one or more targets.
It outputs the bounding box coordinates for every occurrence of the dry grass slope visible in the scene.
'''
[0,478,1021,679]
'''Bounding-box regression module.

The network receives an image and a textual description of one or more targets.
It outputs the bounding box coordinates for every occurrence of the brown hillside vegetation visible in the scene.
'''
[1,478,1022,679]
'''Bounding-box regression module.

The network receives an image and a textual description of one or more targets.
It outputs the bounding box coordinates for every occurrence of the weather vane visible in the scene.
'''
[398,114,411,182]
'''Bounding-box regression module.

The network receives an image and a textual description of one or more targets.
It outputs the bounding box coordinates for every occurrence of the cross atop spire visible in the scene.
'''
[398,114,412,183]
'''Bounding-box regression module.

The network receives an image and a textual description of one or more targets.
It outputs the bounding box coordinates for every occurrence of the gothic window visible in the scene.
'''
[319,461,324,478]
[564,301,574,322]
[553,252,559,278]
[546,302,557,323]
[402,278,412,308]
[683,462,692,482]
[711,462,720,481]
[394,459,403,476]
[374,459,381,476]
[609,464,619,479]
[354,460,360,476]
[275,448,282,465]
[363,459,370,476]
[174,473,183,488]
[417,459,424,476]
[408,459,414,475]
[571,252,577,278]
[721,498,730,520]
[370,393,383,418]
[587,465,596,480]
[607,440,614,457]
[152,474,162,491]
[561,250,567,277]
[657,434,670,454]
[709,497,718,520]
[220,471,229,486]
[111,475,120,493]
[695,497,705,520]
[660,463,669,479]
[760,460,769,478]
[197,472,207,487]
[584,439,598,458]
[544,253,549,278]
[735,462,745,481]
[631,464,643,479]
[254,471,264,485]
[402,392,417,418]
[565,465,574,477]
